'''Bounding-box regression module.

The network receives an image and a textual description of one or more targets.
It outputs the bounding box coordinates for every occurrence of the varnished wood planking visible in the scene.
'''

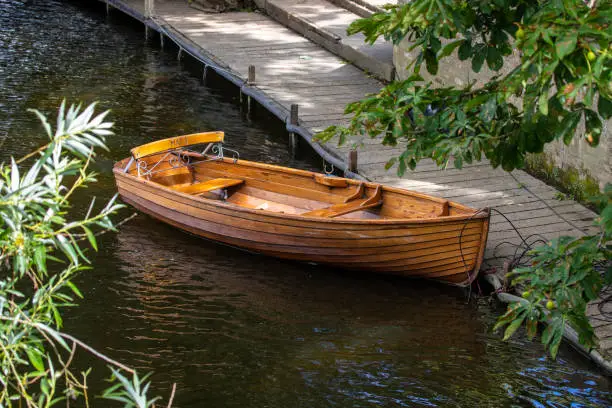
[117,172,485,231]
[114,151,489,286]
[131,131,224,159]
[120,192,481,285]
[117,186,480,257]
[117,177,485,245]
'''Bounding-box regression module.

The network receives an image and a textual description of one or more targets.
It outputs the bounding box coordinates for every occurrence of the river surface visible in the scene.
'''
[2,0,612,406]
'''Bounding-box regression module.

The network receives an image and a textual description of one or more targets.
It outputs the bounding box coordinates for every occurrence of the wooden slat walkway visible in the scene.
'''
[104,0,611,365]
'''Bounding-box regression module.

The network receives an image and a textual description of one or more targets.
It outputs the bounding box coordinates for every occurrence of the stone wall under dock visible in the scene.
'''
[392,27,611,194]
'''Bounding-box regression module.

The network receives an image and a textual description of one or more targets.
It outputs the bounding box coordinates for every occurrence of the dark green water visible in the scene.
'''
[2,0,612,406]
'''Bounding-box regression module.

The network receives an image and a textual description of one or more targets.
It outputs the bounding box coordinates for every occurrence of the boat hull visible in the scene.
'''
[114,163,490,286]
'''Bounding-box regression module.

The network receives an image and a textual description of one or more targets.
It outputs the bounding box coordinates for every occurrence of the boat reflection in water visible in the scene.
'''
[107,218,508,406]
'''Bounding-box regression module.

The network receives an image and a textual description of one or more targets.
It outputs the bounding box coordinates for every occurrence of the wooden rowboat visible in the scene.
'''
[113,132,490,286]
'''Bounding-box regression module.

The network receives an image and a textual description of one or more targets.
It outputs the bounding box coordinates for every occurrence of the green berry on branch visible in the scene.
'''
[587,51,596,61]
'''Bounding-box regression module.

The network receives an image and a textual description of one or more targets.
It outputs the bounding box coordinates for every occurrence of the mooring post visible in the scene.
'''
[202,64,208,82]
[289,104,299,156]
[144,0,154,40]
[160,32,164,48]
[348,149,358,173]
[248,65,256,85]
[144,0,154,18]
[247,65,256,115]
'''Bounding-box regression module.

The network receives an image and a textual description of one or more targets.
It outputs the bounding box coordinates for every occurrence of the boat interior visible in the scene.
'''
[117,134,477,221]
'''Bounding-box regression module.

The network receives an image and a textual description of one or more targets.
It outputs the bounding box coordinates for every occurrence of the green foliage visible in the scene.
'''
[318,0,611,173]
[496,185,611,358]
[103,369,160,408]
[317,0,612,358]
[0,102,166,407]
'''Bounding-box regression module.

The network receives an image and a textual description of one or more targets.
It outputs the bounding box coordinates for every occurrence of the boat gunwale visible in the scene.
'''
[114,185,487,250]
[113,157,490,226]
[116,178,486,240]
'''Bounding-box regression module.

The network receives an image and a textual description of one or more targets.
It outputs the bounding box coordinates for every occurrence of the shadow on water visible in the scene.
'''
[1,0,612,406]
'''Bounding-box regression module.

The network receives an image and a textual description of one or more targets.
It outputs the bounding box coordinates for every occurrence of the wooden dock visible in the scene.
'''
[102,0,611,370]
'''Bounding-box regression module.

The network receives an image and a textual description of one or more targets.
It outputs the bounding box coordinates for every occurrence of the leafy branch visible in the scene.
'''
[0,102,172,407]
[494,186,610,357]
[318,0,610,173]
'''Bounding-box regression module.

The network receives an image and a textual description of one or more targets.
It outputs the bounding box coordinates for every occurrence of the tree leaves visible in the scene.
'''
[479,97,498,122]
[321,0,611,359]
[584,109,602,146]
[424,48,439,75]
[0,102,163,407]
[439,39,464,59]
[555,33,577,59]
[471,46,487,72]
[26,348,45,372]
[557,110,582,145]
[542,318,565,359]
[458,40,472,60]
[598,96,612,119]
[503,311,526,340]
[486,46,503,71]
[497,221,610,359]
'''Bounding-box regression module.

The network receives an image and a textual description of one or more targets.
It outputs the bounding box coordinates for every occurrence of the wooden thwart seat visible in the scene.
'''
[303,186,382,218]
[171,178,243,195]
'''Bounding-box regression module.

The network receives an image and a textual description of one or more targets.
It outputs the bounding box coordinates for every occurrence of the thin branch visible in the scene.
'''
[166,383,177,408]
[73,213,139,241]
[82,372,90,408]
[34,324,135,374]
[58,149,94,206]
[0,342,38,408]
[16,143,50,165]
[64,342,78,374]
[0,315,136,375]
